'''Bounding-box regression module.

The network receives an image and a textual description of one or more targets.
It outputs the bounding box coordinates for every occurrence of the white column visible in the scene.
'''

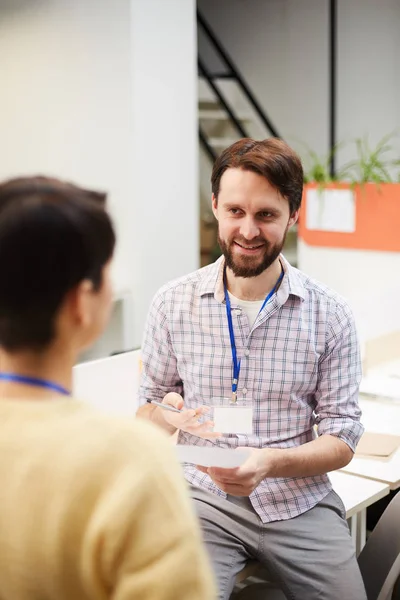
[129,0,199,346]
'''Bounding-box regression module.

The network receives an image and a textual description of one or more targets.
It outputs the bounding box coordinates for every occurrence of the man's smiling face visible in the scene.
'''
[212,168,297,278]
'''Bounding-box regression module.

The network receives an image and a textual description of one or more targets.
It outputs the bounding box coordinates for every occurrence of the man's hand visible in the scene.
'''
[196,435,355,494]
[160,393,222,439]
[197,447,277,496]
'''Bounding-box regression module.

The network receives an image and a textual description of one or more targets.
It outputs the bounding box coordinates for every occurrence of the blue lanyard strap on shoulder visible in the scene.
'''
[224,265,284,402]
[0,373,71,396]
[259,268,284,313]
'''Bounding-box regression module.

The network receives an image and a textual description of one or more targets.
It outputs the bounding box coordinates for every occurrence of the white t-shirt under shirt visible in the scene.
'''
[227,292,263,328]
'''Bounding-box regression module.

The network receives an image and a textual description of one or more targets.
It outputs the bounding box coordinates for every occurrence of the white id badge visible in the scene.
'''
[211,397,253,434]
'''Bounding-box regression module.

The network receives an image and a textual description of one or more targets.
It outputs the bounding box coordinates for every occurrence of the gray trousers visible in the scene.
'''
[191,485,367,600]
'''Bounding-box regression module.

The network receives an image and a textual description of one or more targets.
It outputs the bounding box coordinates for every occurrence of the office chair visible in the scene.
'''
[358,490,400,600]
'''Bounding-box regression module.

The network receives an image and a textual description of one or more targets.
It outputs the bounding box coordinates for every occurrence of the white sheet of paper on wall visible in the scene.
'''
[306,188,356,233]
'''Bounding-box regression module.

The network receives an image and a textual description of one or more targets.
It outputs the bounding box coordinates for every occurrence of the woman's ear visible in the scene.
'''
[66,279,94,328]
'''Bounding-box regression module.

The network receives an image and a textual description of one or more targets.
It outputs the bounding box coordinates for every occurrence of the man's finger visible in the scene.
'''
[186,426,223,439]
[213,480,248,496]
[179,409,197,422]
[195,465,209,474]
[194,406,210,415]
[188,420,214,430]
[163,392,184,409]
[208,466,240,479]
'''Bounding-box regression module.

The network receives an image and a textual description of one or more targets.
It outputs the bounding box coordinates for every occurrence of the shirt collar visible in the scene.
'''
[198,255,225,302]
[198,254,306,303]
[279,255,306,301]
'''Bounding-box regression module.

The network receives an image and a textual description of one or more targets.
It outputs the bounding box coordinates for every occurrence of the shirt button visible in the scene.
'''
[244,349,250,356]
[242,388,248,395]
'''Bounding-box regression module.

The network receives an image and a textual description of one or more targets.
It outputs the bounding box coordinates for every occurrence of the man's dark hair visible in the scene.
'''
[0,176,116,351]
[211,137,304,215]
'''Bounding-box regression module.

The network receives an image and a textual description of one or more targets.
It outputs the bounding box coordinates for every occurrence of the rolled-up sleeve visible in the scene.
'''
[138,291,183,407]
[314,301,364,452]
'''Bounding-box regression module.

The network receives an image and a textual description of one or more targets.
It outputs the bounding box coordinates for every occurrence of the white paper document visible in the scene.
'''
[175,445,251,468]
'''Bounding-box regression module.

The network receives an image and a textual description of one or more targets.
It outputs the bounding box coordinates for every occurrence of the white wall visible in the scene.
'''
[198,0,400,165]
[298,241,400,344]
[337,0,400,166]
[0,0,198,352]
[0,0,133,290]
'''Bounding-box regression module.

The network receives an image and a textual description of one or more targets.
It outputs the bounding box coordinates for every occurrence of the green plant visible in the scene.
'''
[303,147,334,184]
[301,142,349,185]
[342,132,399,185]
[392,158,400,182]
[301,132,400,187]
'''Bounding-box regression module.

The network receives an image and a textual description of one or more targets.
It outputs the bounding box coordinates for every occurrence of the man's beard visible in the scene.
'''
[218,230,287,278]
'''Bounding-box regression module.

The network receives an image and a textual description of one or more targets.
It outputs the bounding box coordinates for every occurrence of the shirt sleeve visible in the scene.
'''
[138,290,183,407]
[314,301,364,452]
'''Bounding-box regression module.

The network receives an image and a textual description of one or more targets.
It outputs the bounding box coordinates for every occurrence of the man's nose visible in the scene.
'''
[239,217,260,240]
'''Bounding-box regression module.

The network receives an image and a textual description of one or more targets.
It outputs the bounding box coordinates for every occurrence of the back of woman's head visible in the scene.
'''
[0,176,116,351]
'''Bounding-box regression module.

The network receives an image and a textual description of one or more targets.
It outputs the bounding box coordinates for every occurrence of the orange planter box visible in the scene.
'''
[298,182,400,252]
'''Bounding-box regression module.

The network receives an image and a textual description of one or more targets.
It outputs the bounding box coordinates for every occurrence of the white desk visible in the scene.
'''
[365,357,400,380]
[329,471,390,554]
[73,349,141,417]
[360,355,400,400]
[360,375,400,400]
[341,397,400,490]
[341,450,400,491]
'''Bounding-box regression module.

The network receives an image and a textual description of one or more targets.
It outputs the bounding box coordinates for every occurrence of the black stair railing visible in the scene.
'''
[197,9,281,161]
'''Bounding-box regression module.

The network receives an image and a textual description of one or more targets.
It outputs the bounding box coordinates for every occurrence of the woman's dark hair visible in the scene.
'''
[0,176,116,351]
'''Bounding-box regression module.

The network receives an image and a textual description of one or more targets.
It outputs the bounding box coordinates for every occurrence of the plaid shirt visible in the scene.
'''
[139,255,363,523]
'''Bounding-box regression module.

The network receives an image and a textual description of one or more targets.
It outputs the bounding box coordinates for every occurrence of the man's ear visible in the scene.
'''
[288,210,299,228]
[211,194,218,220]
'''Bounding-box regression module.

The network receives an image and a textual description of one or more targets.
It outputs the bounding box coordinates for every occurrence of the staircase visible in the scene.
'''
[197,10,297,268]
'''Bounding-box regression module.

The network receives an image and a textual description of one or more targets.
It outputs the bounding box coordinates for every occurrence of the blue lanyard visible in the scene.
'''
[0,373,71,396]
[223,267,284,403]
